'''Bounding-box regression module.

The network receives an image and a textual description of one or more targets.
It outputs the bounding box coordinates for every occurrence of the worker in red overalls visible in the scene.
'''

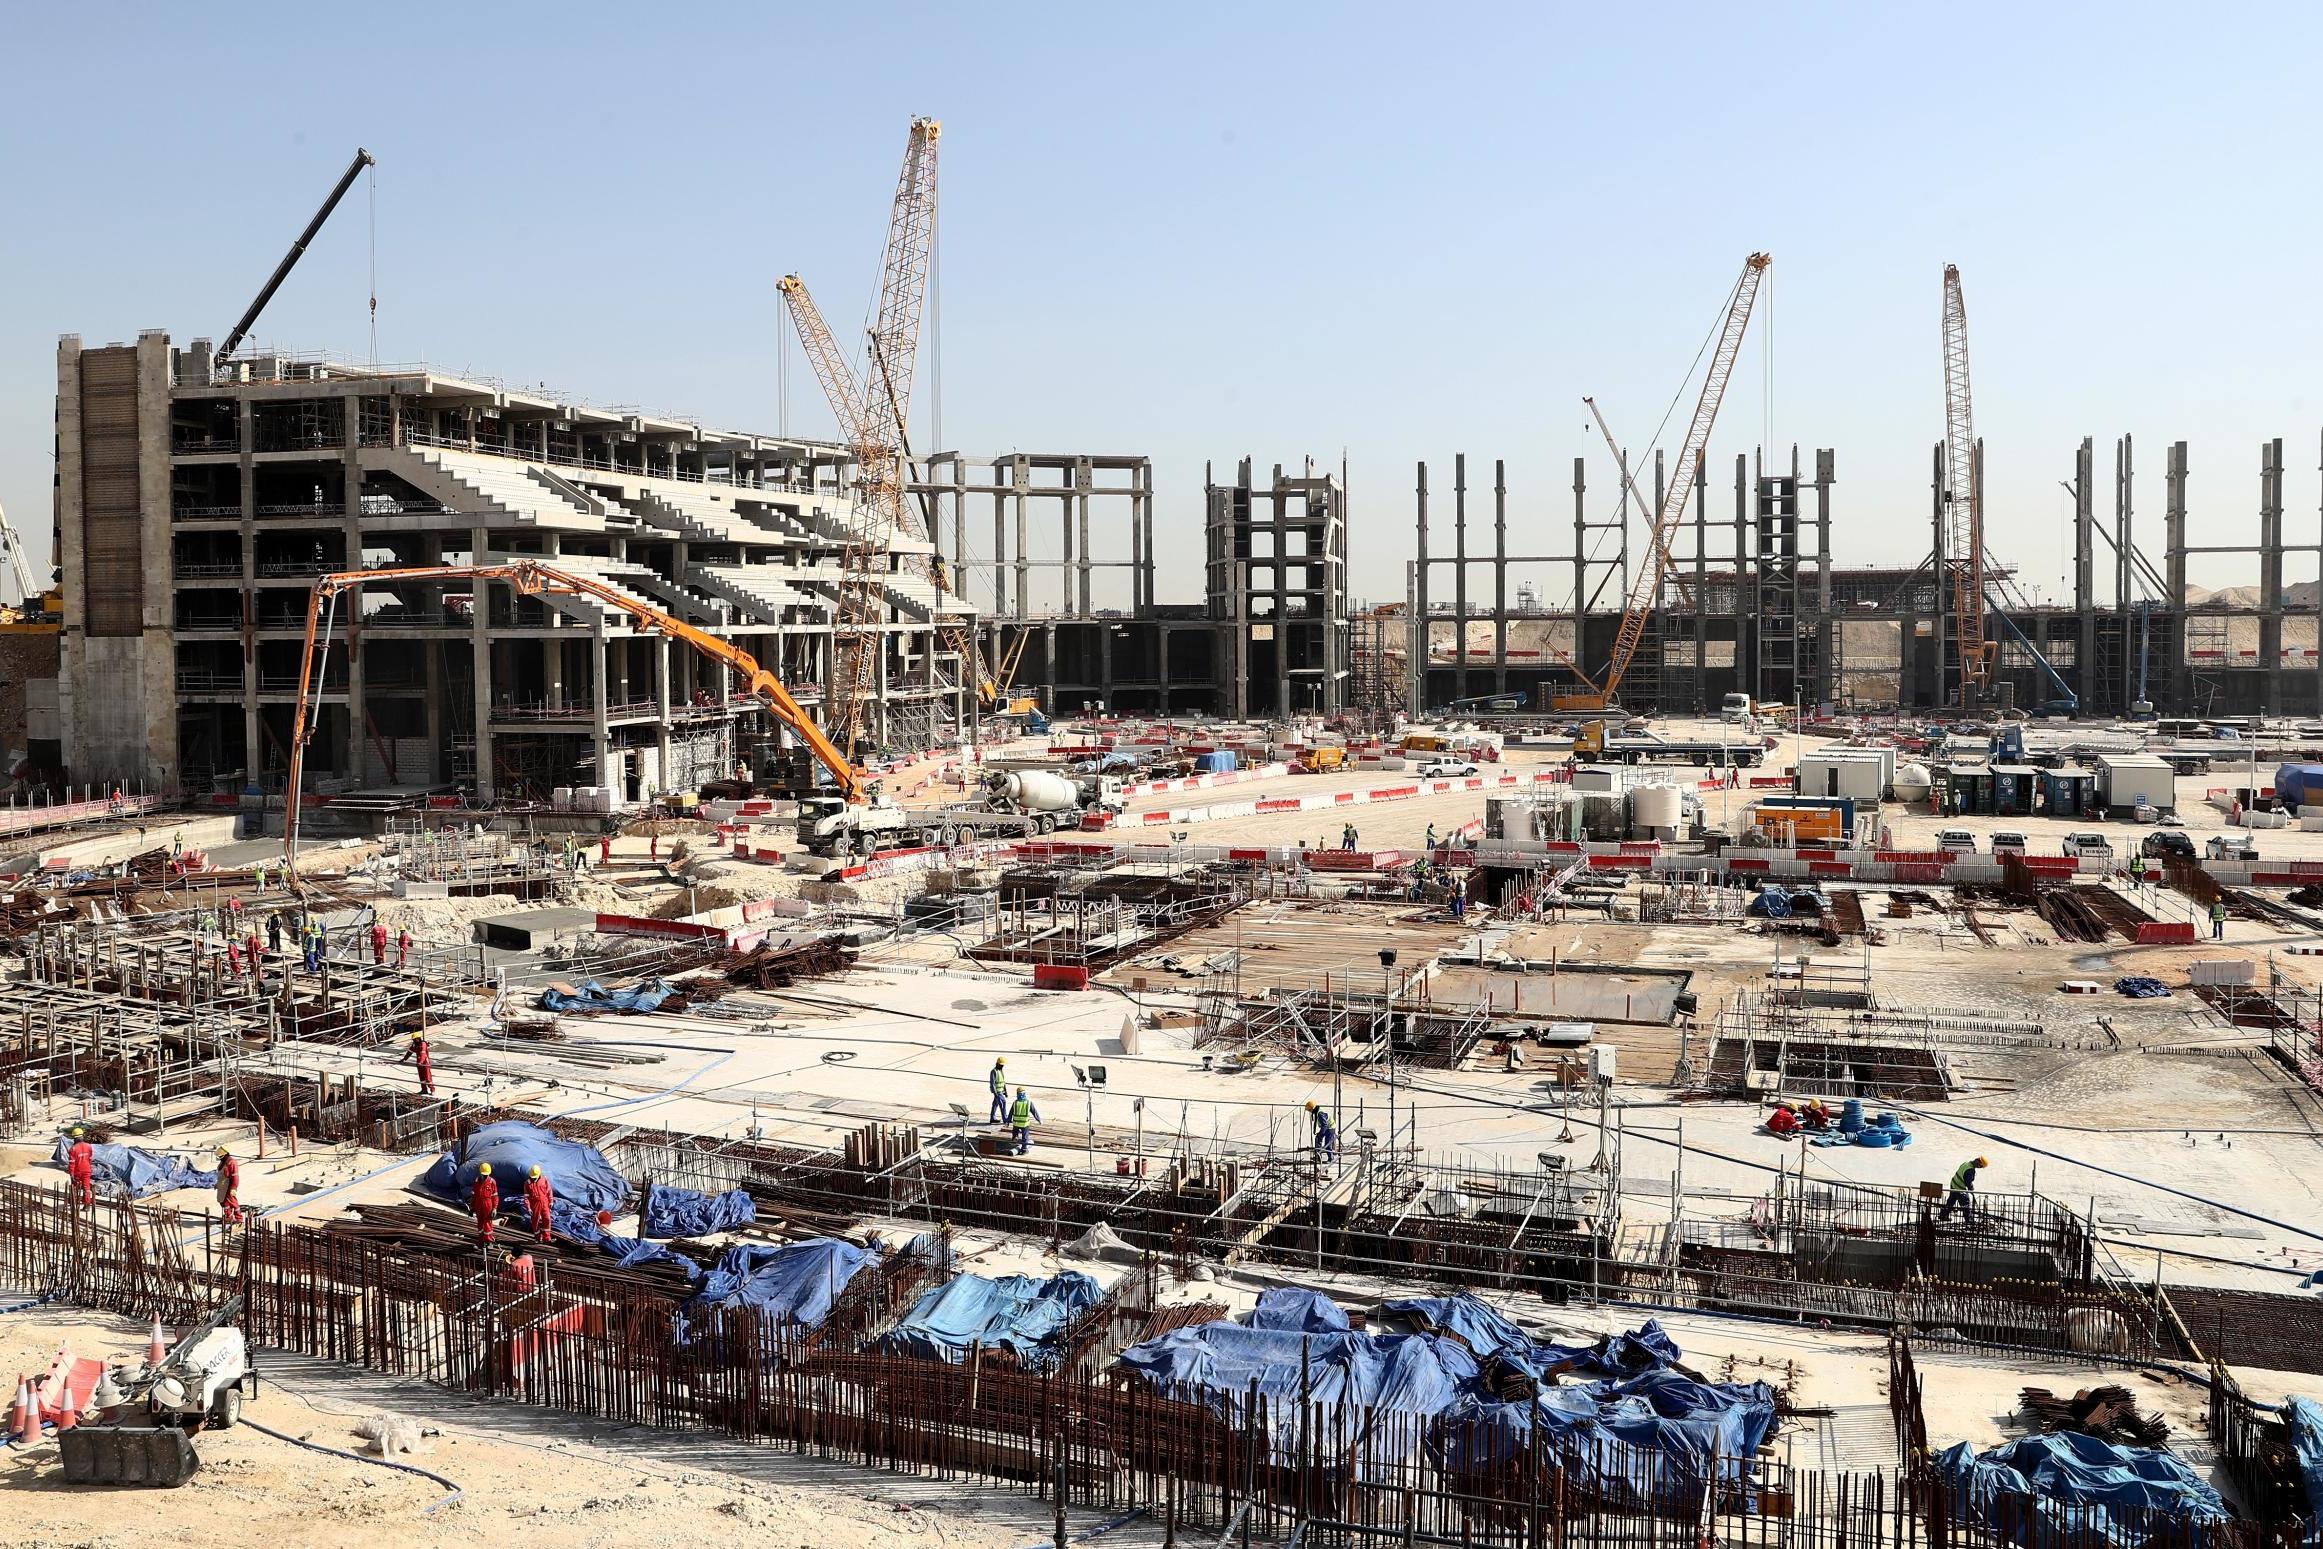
[1766,1104,1801,1138]
[65,1127,95,1207]
[244,929,263,985]
[404,1032,435,1096]
[522,1164,555,1244]
[224,938,244,978]
[469,1163,500,1244]
[396,928,413,968]
[598,835,612,868]
[214,1145,243,1226]
[369,921,389,965]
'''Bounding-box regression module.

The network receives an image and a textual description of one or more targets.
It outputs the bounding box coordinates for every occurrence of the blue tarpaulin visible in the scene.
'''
[1434,1370,1778,1502]
[51,1138,219,1199]
[1382,1297,1680,1381]
[1933,1433,2230,1547]
[642,1183,757,1239]
[884,1271,1101,1373]
[2114,977,2172,999]
[548,1201,704,1282]
[1249,1287,1352,1333]
[417,1120,631,1216]
[539,978,677,1014]
[1118,1320,1468,1418]
[2283,1398,2323,1531]
[675,1238,876,1344]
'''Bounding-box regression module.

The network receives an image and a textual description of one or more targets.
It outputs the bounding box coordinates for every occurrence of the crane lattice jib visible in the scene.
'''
[1941,263,1989,698]
[779,275,892,758]
[1599,253,1771,701]
[871,118,941,509]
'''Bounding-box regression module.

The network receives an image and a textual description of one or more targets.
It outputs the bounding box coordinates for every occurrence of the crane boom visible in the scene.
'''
[1940,263,1993,704]
[217,147,376,365]
[0,499,37,606]
[281,562,862,875]
[1592,252,1771,708]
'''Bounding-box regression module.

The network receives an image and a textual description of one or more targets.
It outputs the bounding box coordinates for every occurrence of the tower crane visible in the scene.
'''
[779,117,978,759]
[1940,263,1995,705]
[1554,253,1770,712]
[280,561,867,879]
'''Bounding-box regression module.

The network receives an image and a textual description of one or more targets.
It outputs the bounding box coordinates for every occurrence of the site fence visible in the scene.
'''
[0,1179,2266,1549]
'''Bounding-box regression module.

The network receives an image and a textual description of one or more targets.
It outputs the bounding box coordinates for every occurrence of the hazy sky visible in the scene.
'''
[3,2,2319,612]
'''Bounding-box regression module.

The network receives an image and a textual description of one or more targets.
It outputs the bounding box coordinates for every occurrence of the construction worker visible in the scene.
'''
[397,927,414,968]
[469,1163,501,1244]
[370,921,388,965]
[252,861,266,892]
[1305,1100,1337,1162]
[1766,1104,1801,1138]
[301,920,321,975]
[224,937,243,978]
[1425,823,1438,852]
[599,834,613,868]
[522,1164,555,1243]
[988,1057,1010,1124]
[1802,1097,1833,1131]
[65,1127,95,1207]
[1007,1087,1041,1156]
[265,912,283,957]
[2211,899,2229,941]
[505,1249,538,1292]
[2129,851,2147,889]
[1938,1156,1989,1224]
[404,1031,436,1097]
[214,1145,242,1226]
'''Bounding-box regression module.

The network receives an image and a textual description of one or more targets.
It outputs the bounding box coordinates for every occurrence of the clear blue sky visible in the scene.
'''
[2,2,2318,610]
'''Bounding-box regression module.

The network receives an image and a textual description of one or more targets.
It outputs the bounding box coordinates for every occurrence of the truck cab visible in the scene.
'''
[2062,832,2115,863]
[1989,830,2028,857]
[1936,828,1977,853]
[2207,832,2258,861]
[1720,692,1754,724]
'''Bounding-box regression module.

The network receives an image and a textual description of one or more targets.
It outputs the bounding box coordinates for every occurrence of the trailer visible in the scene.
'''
[1600,735,1763,768]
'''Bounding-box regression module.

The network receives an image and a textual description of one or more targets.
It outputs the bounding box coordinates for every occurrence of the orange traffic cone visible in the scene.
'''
[147,1317,165,1367]
[6,1380,26,1442]
[11,1380,31,1443]
[51,1399,75,1431]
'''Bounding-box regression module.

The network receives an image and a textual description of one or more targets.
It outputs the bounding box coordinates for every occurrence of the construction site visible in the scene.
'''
[5,102,2323,1549]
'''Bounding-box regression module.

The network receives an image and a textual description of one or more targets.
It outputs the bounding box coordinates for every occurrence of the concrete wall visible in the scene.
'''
[57,332,177,786]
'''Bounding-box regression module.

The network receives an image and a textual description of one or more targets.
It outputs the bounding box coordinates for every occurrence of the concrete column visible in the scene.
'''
[238,397,261,781]
[1814,449,1835,714]
[1012,461,1029,621]
[2166,442,2188,714]
[341,396,366,781]
[1491,460,1507,695]
[1452,454,1468,695]
[470,522,494,798]
[2261,438,2285,717]
[2075,437,2096,711]
[1930,442,1948,708]
[590,619,612,785]
[1692,458,1708,715]
[1569,456,1585,628]
[2117,436,2135,715]
[1414,461,1430,711]
[1075,457,1093,617]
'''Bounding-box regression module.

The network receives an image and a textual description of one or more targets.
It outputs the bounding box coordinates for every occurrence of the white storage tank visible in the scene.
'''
[1632,784,1683,831]
[1892,763,1933,805]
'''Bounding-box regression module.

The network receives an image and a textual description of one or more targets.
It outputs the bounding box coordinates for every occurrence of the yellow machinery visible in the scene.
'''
[1299,746,1346,772]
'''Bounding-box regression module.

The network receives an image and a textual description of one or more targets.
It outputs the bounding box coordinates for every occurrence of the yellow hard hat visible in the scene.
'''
[215,1145,230,1156]
[995,1056,1005,1064]
[477,1163,493,1176]
[528,1165,542,1179]
[71,1127,85,1138]
[1975,1156,1990,1168]
[1304,1100,1317,1111]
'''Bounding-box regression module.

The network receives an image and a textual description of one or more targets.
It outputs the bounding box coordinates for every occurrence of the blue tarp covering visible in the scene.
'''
[2114,976,2172,999]
[1933,1433,2230,1547]
[641,1183,757,1239]
[51,1138,219,1199]
[1194,751,1238,773]
[539,978,677,1014]
[1122,1295,1757,1484]
[1434,1369,1778,1503]
[548,1201,704,1282]
[1249,1287,1351,1333]
[2284,1398,2323,1531]
[417,1120,631,1217]
[2277,763,2323,811]
[884,1271,1101,1373]
[675,1238,876,1344]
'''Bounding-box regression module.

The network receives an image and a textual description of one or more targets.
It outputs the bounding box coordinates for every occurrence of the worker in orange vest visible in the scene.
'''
[404,1032,435,1096]
[65,1127,95,1207]
[522,1165,555,1243]
[469,1163,501,1244]
[214,1145,243,1226]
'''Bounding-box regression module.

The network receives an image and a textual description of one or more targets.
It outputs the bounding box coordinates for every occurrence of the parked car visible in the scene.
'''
[2062,832,2115,861]
[1935,828,1977,853]
[1419,759,1480,778]
[2207,833,2258,861]
[2140,830,2196,861]
[1990,830,2028,856]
